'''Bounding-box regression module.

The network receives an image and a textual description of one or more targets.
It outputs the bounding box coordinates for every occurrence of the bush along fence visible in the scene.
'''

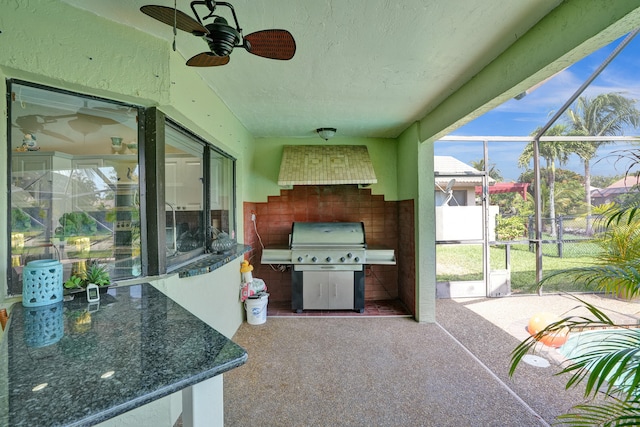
[526,215,603,258]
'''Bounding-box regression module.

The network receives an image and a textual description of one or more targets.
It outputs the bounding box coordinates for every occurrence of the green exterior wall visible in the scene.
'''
[396,124,419,202]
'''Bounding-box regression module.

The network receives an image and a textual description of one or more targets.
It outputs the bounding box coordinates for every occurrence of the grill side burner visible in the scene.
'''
[260,221,396,313]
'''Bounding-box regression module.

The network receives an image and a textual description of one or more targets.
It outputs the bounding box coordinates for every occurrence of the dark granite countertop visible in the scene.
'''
[173,244,251,278]
[0,283,247,427]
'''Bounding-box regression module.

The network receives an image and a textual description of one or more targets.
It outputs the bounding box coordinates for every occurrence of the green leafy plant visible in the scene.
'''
[510,297,640,425]
[11,208,31,232]
[543,208,640,299]
[55,212,98,237]
[63,263,110,289]
[83,264,111,287]
[63,275,84,289]
[495,215,526,241]
[509,204,640,425]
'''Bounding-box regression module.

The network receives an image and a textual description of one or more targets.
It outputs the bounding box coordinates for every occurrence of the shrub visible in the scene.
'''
[55,212,97,237]
[495,215,526,241]
[11,208,31,231]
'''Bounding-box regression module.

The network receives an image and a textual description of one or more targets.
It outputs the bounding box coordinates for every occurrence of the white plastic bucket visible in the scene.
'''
[245,293,268,325]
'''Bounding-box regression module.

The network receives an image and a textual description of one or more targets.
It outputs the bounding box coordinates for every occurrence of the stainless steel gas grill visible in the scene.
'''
[261,222,396,313]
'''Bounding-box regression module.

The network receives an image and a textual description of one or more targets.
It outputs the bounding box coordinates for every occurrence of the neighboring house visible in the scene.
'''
[434,156,529,206]
[591,176,640,206]
[434,156,495,206]
[434,156,498,241]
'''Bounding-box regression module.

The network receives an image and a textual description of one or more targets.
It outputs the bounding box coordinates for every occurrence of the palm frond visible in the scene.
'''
[510,295,640,427]
[539,262,640,298]
[509,296,616,377]
[607,203,640,228]
[560,330,640,398]
[557,398,640,426]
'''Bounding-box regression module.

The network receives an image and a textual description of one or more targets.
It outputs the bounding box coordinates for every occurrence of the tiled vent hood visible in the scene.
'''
[278,145,378,186]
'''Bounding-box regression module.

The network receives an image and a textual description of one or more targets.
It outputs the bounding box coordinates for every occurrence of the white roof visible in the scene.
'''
[434,156,495,185]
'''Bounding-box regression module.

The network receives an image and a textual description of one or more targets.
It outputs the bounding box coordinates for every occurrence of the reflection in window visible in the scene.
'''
[210,149,235,242]
[163,121,237,270]
[8,82,238,293]
[165,124,205,268]
[8,82,141,295]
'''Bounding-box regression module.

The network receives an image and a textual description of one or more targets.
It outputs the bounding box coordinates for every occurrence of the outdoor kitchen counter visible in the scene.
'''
[0,283,247,427]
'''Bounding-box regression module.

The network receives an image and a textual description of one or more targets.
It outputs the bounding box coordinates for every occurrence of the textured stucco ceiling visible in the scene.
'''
[61,0,563,139]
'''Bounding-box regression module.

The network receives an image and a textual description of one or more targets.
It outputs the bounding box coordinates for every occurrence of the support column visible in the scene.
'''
[181,376,224,427]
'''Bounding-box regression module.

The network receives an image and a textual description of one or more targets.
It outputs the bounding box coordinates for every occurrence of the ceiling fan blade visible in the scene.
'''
[140,5,208,35]
[15,115,45,133]
[244,30,296,60]
[186,52,231,67]
[42,130,76,144]
[76,113,120,126]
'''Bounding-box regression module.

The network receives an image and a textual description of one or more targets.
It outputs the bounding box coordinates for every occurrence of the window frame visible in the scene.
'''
[6,82,237,296]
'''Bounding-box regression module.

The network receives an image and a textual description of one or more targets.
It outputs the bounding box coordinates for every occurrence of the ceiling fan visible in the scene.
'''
[12,100,127,143]
[140,1,296,67]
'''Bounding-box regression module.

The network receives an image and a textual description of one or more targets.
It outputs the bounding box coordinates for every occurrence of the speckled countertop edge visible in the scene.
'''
[174,245,251,278]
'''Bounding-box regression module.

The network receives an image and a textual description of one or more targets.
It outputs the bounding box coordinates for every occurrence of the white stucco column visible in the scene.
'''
[182,375,224,427]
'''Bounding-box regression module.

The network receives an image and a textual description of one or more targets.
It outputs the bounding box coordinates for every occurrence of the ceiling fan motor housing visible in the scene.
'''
[205,17,240,56]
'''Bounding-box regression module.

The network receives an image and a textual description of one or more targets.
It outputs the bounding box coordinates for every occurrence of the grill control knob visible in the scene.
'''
[354,257,360,263]
[297,256,304,262]
[326,256,332,263]
[311,256,318,262]
[340,257,346,262]
[347,252,353,258]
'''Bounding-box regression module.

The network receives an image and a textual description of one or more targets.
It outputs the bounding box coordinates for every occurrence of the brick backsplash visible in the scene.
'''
[398,199,416,316]
[243,185,414,315]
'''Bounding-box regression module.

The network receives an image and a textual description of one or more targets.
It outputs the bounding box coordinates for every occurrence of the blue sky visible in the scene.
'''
[435,32,640,182]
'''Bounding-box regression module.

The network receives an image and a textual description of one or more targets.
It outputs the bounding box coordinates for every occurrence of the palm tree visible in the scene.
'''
[470,159,503,181]
[519,124,571,236]
[565,93,640,234]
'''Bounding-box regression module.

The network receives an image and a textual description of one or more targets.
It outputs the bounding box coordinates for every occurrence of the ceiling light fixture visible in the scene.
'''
[316,127,336,141]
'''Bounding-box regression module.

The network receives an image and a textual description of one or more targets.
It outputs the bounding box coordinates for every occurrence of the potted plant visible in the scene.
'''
[84,264,111,286]
[64,262,111,293]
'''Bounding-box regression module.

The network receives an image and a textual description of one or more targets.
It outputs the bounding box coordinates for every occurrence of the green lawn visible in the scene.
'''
[436,243,600,294]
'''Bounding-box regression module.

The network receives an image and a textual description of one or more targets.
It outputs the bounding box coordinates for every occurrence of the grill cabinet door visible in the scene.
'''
[302,271,354,310]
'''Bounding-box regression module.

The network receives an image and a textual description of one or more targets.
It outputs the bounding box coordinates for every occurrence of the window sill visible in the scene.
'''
[170,245,251,278]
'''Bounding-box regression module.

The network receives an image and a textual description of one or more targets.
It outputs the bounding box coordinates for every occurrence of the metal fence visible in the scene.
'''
[527,215,603,258]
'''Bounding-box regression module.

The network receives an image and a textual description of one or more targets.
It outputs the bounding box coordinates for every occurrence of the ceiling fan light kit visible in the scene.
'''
[316,128,337,141]
[141,1,296,67]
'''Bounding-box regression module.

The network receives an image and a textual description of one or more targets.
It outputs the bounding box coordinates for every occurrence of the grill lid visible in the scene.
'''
[290,222,366,247]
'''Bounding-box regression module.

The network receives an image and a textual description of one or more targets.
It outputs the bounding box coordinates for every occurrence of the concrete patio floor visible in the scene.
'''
[221,293,640,426]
